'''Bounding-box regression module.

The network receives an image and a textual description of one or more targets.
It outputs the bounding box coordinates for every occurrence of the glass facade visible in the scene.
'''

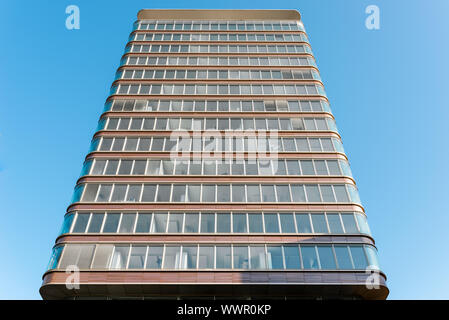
[41,9,387,300]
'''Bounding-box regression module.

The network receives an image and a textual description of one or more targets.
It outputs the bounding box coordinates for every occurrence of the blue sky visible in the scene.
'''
[0,0,448,299]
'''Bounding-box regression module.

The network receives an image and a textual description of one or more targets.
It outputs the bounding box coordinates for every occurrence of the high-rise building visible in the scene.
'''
[40,9,388,300]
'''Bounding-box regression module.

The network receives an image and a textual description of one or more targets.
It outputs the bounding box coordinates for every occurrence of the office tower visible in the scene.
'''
[40,9,388,300]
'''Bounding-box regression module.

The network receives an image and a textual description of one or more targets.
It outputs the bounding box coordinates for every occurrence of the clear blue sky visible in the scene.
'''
[0,0,447,299]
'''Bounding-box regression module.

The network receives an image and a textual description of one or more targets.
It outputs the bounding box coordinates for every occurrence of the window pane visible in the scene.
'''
[110,246,129,269]
[232,184,245,202]
[261,185,275,202]
[103,213,120,233]
[187,185,201,202]
[356,214,371,235]
[295,214,312,233]
[126,184,142,202]
[217,213,231,233]
[317,246,336,269]
[181,245,198,269]
[142,184,156,202]
[279,213,295,233]
[73,213,90,233]
[216,246,231,268]
[334,245,353,269]
[82,184,99,202]
[276,185,291,202]
[200,213,215,233]
[91,244,113,269]
[202,185,216,202]
[246,185,261,202]
[128,246,147,269]
[291,185,306,202]
[87,213,104,233]
[305,185,321,202]
[167,213,183,232]
[327,213,344,233]
[146,246,163,269]
[232,213,247,233]
[164,246,181,269]
[301,246,318,269]
[320,185,335,202]
[135,213,152,233]
[250,246,266,269]
[350,246,368,269]
[184,213,199,233]
[172,185,186,202]
[217,185,230,202]
[152,213,167,233]
[311,214,328,233]
[119,214,136,233]
[156,185,171,201]
[267,246,284,269]
[284,245,301,269]
[198,246,214,269]
[248,214,263,233]
[233,246,249,269]
[341,213,358,233]
[111,185,127,202]
[264,213,279,233]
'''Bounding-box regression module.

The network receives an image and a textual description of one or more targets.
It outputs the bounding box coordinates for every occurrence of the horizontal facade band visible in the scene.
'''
[136,10,302,21]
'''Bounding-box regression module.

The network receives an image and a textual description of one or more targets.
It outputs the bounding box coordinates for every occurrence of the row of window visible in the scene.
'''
[125,44,311,55]
[81,158,352,178]
[91,136,344,154]
[117,69,320,81]
[48,243,379,271]
[110,83,326,96]
[104,99,331,113]
[73,183,361,205]
[61,211,370,236]
[98,117,336,132]
[132,33,308,43]
[122,55,315,68]
[134,21,304,32]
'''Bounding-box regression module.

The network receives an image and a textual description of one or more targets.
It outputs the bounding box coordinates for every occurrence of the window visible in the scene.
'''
[182,246,198,269]
[164,246,181,269]
[184,213,199,233]
[334,245,353,269]
[216,246,231,268]
[146,245,163,269]
[217,214,231,233]
[317,246,336,269]
[110,246,129,269]
[119,214,136,233]
[301,246,318,269]
[232,213,247,233]
[267,246,284,269]
[87,214,104,233]
[233,246,249,269]
[279,213,295,233]
[250,246,266,269]
[248,214,263,233]
[264,213,279,233]
[128,246,146,269]
[198,246,214,269]
[103,213,120,233]
[110,185,126,202]
[135,213,152,233]
[152,213,167,233]
[284,245,300,269]
[201,213,215,233]
[168,213,183,232]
